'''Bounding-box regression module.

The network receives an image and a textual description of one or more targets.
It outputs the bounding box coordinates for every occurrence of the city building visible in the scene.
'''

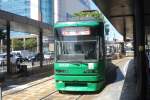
[54,0,92,23]
[0,0,53,24]
[40,0,53,24]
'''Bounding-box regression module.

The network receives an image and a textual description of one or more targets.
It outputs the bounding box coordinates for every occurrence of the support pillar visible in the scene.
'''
[134,0,147,99]
[133,16,137,58]
[122,16,126,55]
[123,16,126,41]
[6,21,10,73]
[39,29,43,68]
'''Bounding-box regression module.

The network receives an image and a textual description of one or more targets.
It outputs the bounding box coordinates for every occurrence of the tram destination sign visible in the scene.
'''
[62,27,90,36]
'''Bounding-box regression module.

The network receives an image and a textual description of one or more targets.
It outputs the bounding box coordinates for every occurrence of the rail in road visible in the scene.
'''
[2,57,132,100]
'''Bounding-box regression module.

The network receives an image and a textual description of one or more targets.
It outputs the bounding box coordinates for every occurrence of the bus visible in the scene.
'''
[54,19,106,92]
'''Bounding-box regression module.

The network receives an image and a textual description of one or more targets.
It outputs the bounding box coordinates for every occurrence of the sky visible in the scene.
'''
[10,32,29,38]
[89,0,123,42]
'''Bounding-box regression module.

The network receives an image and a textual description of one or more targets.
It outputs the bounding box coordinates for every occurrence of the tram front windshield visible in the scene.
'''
[55,27,99,62]
[56,38,98,62]
[55,29,99,63]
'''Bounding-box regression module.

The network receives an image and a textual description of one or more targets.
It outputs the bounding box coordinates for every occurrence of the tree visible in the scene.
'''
[13,39,24,50]
[0,30,5,39]
[25,38,37,51]
[0,30,5,52]
[73,10,104,21]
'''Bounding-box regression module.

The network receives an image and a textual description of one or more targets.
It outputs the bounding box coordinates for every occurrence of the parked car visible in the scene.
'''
[0,52,24,66]
[44,51,54,60]
[0,53,7,65]
[11,50,32,61]
[28,53,43,62]
[10,53,24,64]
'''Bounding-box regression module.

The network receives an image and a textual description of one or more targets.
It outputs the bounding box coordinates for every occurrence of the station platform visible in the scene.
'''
[79,57,136,100]
[2,57,137,100]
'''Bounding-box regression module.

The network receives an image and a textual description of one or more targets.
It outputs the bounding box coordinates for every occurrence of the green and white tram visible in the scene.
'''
[54,19,106,92]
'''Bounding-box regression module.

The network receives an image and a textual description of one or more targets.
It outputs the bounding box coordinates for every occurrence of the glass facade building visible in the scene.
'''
[0,0,30,18]
[0,0,53,43]
[40,0,53,24]
[0,0,52,24]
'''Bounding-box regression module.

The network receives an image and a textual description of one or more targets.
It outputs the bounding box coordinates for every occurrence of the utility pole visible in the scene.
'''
[134,0,147,99]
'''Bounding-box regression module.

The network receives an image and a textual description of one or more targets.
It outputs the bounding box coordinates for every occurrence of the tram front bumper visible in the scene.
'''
[55,75,105,92]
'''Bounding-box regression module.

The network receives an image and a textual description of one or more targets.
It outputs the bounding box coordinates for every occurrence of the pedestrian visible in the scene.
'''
[16,59,21,73]
[31,59,34,66]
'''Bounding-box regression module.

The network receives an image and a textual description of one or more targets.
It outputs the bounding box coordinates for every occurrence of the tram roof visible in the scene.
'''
[54,20,103,28]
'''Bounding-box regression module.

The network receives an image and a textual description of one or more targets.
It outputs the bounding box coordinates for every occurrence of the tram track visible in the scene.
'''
[75,95,83,100]
[40,90,58,100]
[3,76,54,97]
[40,90,84,100]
